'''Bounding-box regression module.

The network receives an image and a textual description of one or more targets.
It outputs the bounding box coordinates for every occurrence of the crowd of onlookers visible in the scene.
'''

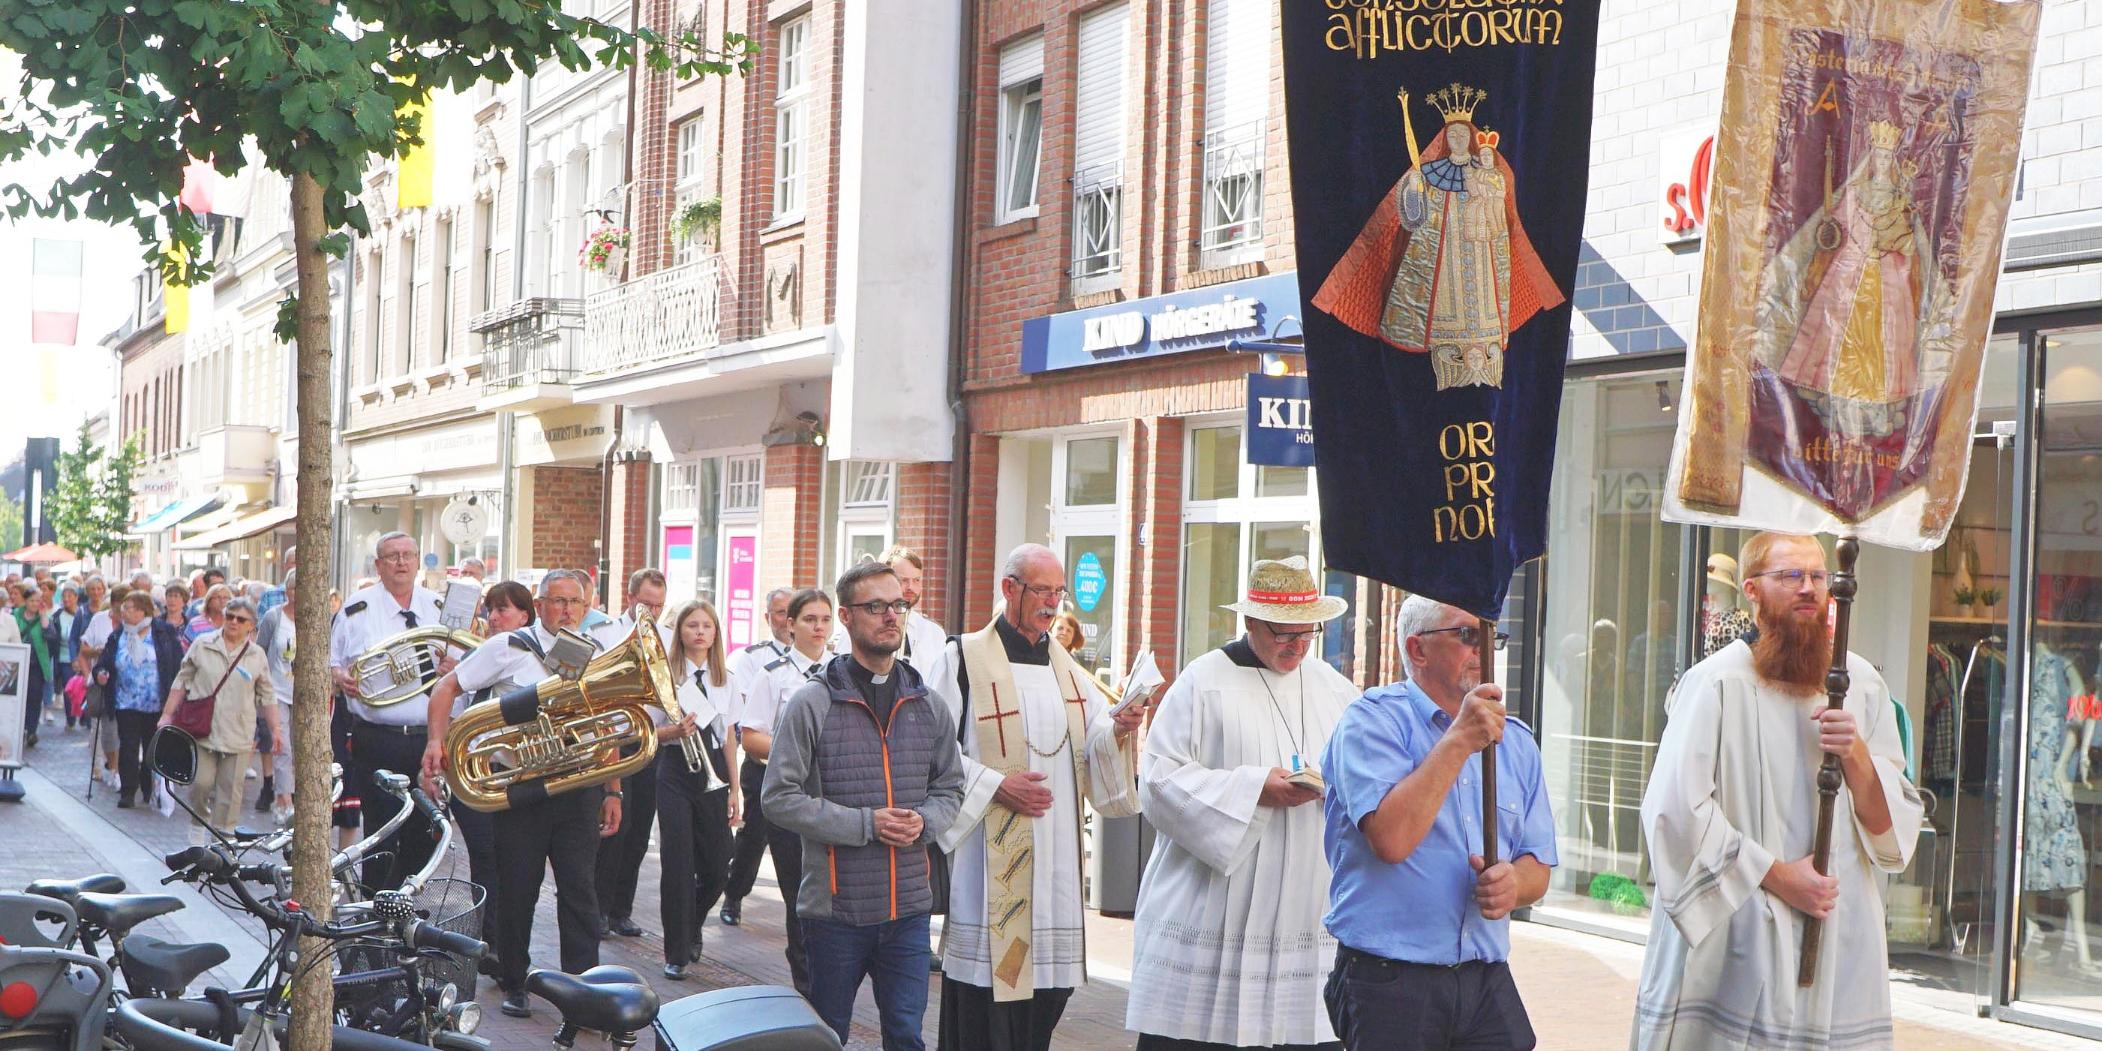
[8,561,349,823]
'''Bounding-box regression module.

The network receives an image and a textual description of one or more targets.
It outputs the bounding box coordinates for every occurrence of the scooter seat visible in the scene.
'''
[74,893,183,938]
[526,965,659,1035]
[120,934,228,997]
[653,985,843,1051]
[24,873,125,906]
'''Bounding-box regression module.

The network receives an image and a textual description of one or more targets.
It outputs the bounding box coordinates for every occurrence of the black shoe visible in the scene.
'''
[689,943,702,964]
[116,795,134,810]
[255,778,273,812]
[476,955,502,980]
[662,963,688,981]
[499,991,530,1018]
[720,899,741,926]
[609,916,642,938]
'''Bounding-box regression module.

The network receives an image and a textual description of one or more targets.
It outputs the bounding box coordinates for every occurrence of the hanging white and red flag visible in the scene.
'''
[29,238,83,345]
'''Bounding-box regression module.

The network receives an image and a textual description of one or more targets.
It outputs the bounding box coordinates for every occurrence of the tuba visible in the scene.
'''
[352,627,483,707]
[443,614,679,812]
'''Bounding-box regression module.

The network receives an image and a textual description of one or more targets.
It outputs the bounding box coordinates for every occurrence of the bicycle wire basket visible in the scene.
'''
[335,877,487,1010]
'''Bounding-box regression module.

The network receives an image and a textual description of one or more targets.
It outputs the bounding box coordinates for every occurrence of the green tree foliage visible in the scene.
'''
[49,424,144,561]
[0,491,22,553]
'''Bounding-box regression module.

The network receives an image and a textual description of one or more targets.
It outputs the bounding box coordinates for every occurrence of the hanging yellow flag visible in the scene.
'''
[164,242,189,334]
[397,90,435,209]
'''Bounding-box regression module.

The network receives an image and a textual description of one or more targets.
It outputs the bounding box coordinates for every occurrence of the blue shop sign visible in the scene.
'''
[1021,272,1301,374]
[1246,372,1315,468]
[1073,552,1107,612]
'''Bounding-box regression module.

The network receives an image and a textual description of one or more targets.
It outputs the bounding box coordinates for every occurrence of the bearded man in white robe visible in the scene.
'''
[1128,556,1354,1051]
[926,543,1148,1051]
[1634,531,1924,1050]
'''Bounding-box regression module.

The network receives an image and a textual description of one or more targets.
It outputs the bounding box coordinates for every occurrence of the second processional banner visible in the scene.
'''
[1280,0,1604,618]
[1664,0,2039,546]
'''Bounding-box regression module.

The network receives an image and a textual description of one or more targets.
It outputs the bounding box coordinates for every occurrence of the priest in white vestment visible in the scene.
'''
[1128,557,1353,1051]
[1634,532,1924,1051]
[926,543,1147,1051]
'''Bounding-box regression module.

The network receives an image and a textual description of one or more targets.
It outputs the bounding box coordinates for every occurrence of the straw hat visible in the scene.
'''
[1223,556,1348,625]
[1706,553,1739,591]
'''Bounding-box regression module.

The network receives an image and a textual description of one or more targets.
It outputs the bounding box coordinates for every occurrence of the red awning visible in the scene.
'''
[3,542,78,564]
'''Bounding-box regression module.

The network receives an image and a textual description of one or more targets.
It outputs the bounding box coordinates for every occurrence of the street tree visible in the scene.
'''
[50,421,144,562]
[0,4,750,1044]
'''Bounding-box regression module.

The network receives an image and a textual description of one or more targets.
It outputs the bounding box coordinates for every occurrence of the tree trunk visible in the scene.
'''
[287,170,337,1051]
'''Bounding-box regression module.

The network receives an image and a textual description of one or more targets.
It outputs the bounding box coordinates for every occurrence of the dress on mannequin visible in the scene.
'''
[2023,644,2097,970]
[1699,556,1754,659]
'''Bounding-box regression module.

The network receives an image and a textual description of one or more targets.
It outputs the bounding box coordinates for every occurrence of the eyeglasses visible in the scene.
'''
[377,552,419,565]
[224,614,253,624]
[1749,569,1829,588]
[844,599,912,617]
[1007,578,1070,603]
[1416,625,1510,651]
[1260,623,1324,646]
[542,596,585,607]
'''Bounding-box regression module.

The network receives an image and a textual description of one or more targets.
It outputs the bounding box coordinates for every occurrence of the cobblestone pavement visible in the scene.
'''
[4,716,2092,1049]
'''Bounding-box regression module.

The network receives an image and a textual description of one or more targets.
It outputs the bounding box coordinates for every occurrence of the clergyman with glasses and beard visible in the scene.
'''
[1631,531,1923,1050]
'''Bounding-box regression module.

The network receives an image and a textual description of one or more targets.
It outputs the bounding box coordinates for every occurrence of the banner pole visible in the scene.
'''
[1478,615,1498,866]
[1798,536,1859,987]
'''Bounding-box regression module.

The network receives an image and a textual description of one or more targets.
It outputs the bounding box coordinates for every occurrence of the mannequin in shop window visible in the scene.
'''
[1700,553,1754,659]
[2025,639,2100,972]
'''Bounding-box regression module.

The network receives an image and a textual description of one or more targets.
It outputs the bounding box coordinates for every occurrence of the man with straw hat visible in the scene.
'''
[1127,556,1354,1050]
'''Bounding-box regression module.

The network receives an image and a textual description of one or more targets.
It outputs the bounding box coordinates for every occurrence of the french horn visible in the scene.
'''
[351,627,483,707]
[443,614,681,812]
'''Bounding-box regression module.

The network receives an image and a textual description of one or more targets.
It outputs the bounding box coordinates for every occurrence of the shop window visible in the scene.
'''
[1064,436,1119,507]
[1256,463,1308,498]
[1188,425,1241,501]
[659,458,722,602]
[1536,371,1688,927]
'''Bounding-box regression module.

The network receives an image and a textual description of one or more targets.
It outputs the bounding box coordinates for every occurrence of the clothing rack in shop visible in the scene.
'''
[1925,629,2001,952]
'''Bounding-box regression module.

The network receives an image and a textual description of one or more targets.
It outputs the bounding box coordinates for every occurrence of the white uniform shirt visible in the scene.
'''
[328,583,447,726]
[739,647,828,736]
[448,625,596,717]
[725,639,788,726]
[589,612,640,651]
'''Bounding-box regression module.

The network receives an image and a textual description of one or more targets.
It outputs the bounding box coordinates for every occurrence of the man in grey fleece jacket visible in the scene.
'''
[765,561,967,1050]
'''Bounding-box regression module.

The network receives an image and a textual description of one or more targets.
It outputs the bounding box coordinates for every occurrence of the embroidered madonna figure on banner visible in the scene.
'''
[1312,83,1565,391]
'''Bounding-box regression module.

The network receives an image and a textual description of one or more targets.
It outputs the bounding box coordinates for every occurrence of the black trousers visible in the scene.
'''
[936,980,1073,1051]
[594,754,657,924]
[114,708,159,798]
[724,757,771,901]
[656,741,733,966]
[349,719,436,893]
[449,798,501,973]
[493,786,604,993]
[767,804,809,995]
[1322,948,1534,1051]
[330,701,361,829]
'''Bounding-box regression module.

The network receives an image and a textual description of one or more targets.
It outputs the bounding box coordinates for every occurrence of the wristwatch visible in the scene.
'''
[605,789,624,799]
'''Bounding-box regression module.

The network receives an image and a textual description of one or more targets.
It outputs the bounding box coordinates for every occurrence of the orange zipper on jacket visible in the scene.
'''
[838,690,921,921]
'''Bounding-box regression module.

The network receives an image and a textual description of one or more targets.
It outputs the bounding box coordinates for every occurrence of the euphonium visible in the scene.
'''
[443,614,679,813]
[351,627,484,707]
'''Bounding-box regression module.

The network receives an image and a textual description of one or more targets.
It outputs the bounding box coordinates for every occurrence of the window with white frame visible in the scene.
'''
[657,458,723,601]
[399,232,420,371]
[843,461,893,506]
[1201,0,1267,260]
[724,454,763,512]
[772,17,809,220]
[823,460,895,580]
[673,116,708,266]
[365,248,385,382]
[1179,422,1343,671]
[475,198,497,313]
[1072,5,1129,283]
[996,36,1044,222]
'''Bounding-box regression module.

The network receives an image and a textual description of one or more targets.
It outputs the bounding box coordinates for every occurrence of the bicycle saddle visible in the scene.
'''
[526,965,659,1034]
[24,873,125,906]
[74,893,184,937]
[120,935,229,996]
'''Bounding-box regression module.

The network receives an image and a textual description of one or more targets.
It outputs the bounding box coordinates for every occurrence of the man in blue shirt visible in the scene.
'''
[1321,594,1558,1050]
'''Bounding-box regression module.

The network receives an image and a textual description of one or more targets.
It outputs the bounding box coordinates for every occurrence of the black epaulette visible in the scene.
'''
[508,635,536,652]
[342,600,368,617]
[763,655,793,673]
[742,641,772,653]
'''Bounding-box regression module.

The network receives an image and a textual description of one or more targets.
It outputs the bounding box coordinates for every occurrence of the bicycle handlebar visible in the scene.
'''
[405,918,485,962]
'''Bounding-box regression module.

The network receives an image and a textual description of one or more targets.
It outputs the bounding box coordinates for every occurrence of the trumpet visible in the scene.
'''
[352,627,483,707]
[652,617,727,793]
[443,614,679,812]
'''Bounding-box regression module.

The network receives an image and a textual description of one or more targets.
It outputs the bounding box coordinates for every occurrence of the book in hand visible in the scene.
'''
[1284,763,1326,793]
[1112,647,1165,717]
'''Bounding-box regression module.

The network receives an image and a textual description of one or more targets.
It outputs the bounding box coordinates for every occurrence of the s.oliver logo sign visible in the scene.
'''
[1022,272,1301,373]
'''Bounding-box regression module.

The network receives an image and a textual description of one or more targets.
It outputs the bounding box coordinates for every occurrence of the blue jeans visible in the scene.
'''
[802,912,930,1050]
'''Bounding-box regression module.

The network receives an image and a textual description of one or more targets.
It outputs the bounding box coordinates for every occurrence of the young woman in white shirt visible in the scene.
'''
[657,598,742,978]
